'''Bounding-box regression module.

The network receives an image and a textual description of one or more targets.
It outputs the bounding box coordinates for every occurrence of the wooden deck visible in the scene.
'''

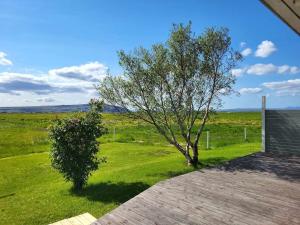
[49,212,96,225]
[92,153,300,225]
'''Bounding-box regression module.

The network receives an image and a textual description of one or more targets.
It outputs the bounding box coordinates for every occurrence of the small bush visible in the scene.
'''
[49,99,107,190]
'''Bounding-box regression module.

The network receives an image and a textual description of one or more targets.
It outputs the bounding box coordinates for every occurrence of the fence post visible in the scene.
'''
[262,96,266,152]
[206,131,210,149]
[113,127,116,142]
[244,127,247,141]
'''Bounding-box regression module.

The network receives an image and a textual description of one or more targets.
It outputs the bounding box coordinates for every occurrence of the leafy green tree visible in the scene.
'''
[49,99,106,190]
[98,23,242,166]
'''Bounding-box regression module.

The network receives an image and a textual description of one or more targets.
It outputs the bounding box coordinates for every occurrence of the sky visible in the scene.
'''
[0,0,299,109]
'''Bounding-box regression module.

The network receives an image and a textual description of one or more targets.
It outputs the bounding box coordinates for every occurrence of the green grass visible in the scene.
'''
[0,112,261,225]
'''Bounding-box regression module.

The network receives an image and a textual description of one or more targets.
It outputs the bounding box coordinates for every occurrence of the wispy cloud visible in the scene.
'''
[0,72,86,95]
[255,40,277,58]
[239,87,263,94]
[247,63,277,75]
[241,48,252,57]
[231,68,246,77]
[232,63,300,76]
[277,65,300,74]
[240,42,246,48]
[0,52,13,66]
[0,61,107,96]
[263,79,300,96]
[37,97,55,103]
[49,62,107,82]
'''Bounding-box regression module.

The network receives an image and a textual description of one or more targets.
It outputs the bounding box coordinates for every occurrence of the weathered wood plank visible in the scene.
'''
[153,179,294,224]
[67,217,83,225]
[49,213,96,225]
[81,213,97,223]
[175,171,300,206]
[94,153,300,225]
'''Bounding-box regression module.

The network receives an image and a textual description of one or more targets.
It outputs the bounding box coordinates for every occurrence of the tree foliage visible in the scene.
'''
[98,23,242,166]
[49,99,107,190]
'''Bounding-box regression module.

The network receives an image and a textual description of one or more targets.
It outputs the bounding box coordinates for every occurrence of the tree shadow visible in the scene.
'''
[199,157,228,168]
[155,170,192,178]
[218,152,300,182]
[148,152,300,183]
[70,181,150,204]
[147,157,228,179]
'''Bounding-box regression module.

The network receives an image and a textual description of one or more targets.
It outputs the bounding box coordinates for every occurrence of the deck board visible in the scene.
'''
[93,153,300,225]
[50,213,96,225]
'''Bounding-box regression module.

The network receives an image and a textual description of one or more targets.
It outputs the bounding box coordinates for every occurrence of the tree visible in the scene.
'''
[98,23,242,166]
[49,99,107,190]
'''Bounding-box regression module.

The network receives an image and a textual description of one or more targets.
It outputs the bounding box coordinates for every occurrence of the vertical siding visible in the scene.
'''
[265,110,300,154]
[262,96,266,152]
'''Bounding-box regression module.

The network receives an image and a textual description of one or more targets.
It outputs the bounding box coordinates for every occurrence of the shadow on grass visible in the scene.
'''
[71,181,150,204]
[199,157,228,168]
[148,157,228,178]
[147,157,228,179]
[156,170,193,178]
[149,153,300,183]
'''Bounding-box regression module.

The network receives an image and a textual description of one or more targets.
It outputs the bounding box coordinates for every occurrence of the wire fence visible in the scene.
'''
[101,126,261,150]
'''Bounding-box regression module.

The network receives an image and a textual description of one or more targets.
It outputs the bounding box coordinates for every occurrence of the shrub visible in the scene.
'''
[49,99,107,190]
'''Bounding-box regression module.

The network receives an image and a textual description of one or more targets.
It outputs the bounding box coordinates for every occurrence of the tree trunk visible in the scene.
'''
[172,141,198,167]
[185,144,193,166]
[185,153,194,166]
[73,179,84,191]
[192,145,199,167]
[184,150,198,167]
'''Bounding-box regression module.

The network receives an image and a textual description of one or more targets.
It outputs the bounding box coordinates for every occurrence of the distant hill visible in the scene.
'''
[0,104,127,113]
[220,108,261,112]
[285,106,300,110]
[0,104,299,113]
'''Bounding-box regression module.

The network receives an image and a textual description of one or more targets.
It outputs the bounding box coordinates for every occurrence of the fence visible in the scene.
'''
[102,126,261,150]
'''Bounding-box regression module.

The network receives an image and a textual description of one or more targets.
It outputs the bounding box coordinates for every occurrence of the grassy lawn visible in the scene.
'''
[0,112,261,225]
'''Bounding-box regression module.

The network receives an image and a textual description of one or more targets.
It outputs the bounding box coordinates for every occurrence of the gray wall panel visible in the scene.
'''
[265,110,300,154]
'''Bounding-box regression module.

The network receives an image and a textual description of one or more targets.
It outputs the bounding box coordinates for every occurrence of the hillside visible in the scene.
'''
[0,104,126,113]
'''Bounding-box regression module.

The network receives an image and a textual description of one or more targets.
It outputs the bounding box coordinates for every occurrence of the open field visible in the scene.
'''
[0,112,261,225]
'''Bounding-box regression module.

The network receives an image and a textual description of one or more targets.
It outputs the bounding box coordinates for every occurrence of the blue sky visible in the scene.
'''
[0,0,299,108]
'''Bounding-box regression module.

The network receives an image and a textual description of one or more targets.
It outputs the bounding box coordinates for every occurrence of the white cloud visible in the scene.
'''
[290,66,300,74]
[0,61,108,106]
[278,65,290,74]
[239,88,263,94]
[231,68,246,77]
[218,87,232,95]
[0,72,86,95]
[263,79,300,96]
[255,40,277,58]
[241,48,252,57]
[247,63,277,75]
[37,97,55,103]
[49,61,107,82]
[232,64,300,76]
[240,42,246,48]
[0,72,47,83]
[0,92,95,107]
[0,52,13,66]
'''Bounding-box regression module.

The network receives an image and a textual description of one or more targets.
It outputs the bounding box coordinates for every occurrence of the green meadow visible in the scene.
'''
[0,112,261,225]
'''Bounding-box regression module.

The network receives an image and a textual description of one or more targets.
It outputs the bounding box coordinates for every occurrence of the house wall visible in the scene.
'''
[265,110,300,154]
